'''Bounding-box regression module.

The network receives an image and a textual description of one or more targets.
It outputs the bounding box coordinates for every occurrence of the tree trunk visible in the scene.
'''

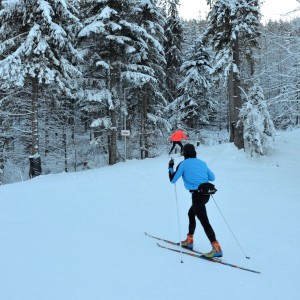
[0,138,4,185]
[31,76,39,155]
[228,71,235,142]
[109,109,117,165]
[140,85,150,159]
[72,102,77,171]
[44,95,49,157]
[108,58,121,165]
[0,110,4,184]
[29,76,42,178]
[63,127,68,172]
[231,36,244,149]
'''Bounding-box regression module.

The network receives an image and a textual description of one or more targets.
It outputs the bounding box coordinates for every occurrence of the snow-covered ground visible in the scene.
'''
[0,129,299,300]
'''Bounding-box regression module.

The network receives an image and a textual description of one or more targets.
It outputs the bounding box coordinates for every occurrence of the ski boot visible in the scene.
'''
[180,234,194,249]
[204,240,223,258]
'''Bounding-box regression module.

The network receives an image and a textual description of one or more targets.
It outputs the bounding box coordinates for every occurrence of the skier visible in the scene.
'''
[168,143,223,258]
[169,128,188,155]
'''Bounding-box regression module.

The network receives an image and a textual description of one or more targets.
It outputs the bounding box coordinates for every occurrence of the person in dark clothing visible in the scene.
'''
[168,143,223,258]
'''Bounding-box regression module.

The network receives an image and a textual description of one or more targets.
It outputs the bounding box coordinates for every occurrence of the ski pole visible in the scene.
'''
[212,195,250,259]
[174,183,184,263]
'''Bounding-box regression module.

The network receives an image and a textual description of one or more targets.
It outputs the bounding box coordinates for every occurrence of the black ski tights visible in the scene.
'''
[188,192,216,243]
[169,141,183,155]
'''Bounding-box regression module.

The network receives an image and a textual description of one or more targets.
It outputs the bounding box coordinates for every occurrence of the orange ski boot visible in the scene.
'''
[204,240,223,258]
[180,234,194,249]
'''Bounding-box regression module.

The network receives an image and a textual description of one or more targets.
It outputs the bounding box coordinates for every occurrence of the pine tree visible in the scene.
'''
[79,0,136,165]
[164,0,183,102]
[0,0,82,177]
[258,19,300,129]
[172,37,215,128]
[79,0,168,163]
[239,83,276,156]
[130,0,168,159]
[205,0,261,149]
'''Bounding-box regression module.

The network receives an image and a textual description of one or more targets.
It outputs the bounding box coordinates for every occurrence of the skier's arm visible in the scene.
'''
[168,159,175,181]
[169,168,175,181]
[169,162,183,183]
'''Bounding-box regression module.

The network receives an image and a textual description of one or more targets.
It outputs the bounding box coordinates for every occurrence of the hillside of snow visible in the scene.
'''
[0,129,299,300]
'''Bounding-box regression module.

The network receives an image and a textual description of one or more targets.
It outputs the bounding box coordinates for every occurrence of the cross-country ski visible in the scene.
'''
[157,243,261,274]
[145,232,260,273]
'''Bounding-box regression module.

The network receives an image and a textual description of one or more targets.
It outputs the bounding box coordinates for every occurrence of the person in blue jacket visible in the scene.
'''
[168,143,223,258]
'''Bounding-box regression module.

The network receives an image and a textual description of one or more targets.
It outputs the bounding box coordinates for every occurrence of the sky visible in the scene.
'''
[179,0,300,23]
[0,128,299,299]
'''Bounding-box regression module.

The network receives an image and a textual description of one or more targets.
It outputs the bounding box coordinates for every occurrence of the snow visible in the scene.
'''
[90,116,112,129]
[78,21,105,37]
[0,129,300,299]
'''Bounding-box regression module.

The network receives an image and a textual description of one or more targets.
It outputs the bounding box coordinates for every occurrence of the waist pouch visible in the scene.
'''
[195,182,217,195]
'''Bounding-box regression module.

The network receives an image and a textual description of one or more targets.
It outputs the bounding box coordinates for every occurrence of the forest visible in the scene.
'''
[0,0,299,184]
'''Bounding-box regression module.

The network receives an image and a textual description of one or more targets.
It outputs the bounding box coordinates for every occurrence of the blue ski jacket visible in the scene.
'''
[169,158,215,191]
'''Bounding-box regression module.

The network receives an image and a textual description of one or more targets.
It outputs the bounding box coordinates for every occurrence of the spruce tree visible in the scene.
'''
[132,0,168,158]
[258,19,300,129]
[79,0,169,163]
[79,0,139,165]
[164,0,183,103]
[239,83,276,156]
[205,0,261,149]
[0,0,82,177]
[173,37,215,128]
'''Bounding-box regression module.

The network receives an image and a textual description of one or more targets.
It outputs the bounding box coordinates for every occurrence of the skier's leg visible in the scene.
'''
[188,205,196,235]
[178,141,183,154]
[181,206,195,249]
[169,142,175,155]
[192,192,216,243]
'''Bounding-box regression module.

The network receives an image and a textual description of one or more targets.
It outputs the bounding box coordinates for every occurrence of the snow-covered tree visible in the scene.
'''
[79,0,139,165]
[205,0,261,149]
[130,0,169,158]
[164,0,183,102]
[257,19,300,129]
[171,37,215,128]
[239,83,276,156]
[0,0,82,177]
[79,0,169,163]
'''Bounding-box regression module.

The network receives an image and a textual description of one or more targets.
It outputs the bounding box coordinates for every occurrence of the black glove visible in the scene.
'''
[168,159,174,169]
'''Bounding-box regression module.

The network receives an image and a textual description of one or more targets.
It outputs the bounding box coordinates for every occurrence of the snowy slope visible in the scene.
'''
[0,129,300,300]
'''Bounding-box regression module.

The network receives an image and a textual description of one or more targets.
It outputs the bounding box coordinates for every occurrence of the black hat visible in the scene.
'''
[183,143,196,159]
